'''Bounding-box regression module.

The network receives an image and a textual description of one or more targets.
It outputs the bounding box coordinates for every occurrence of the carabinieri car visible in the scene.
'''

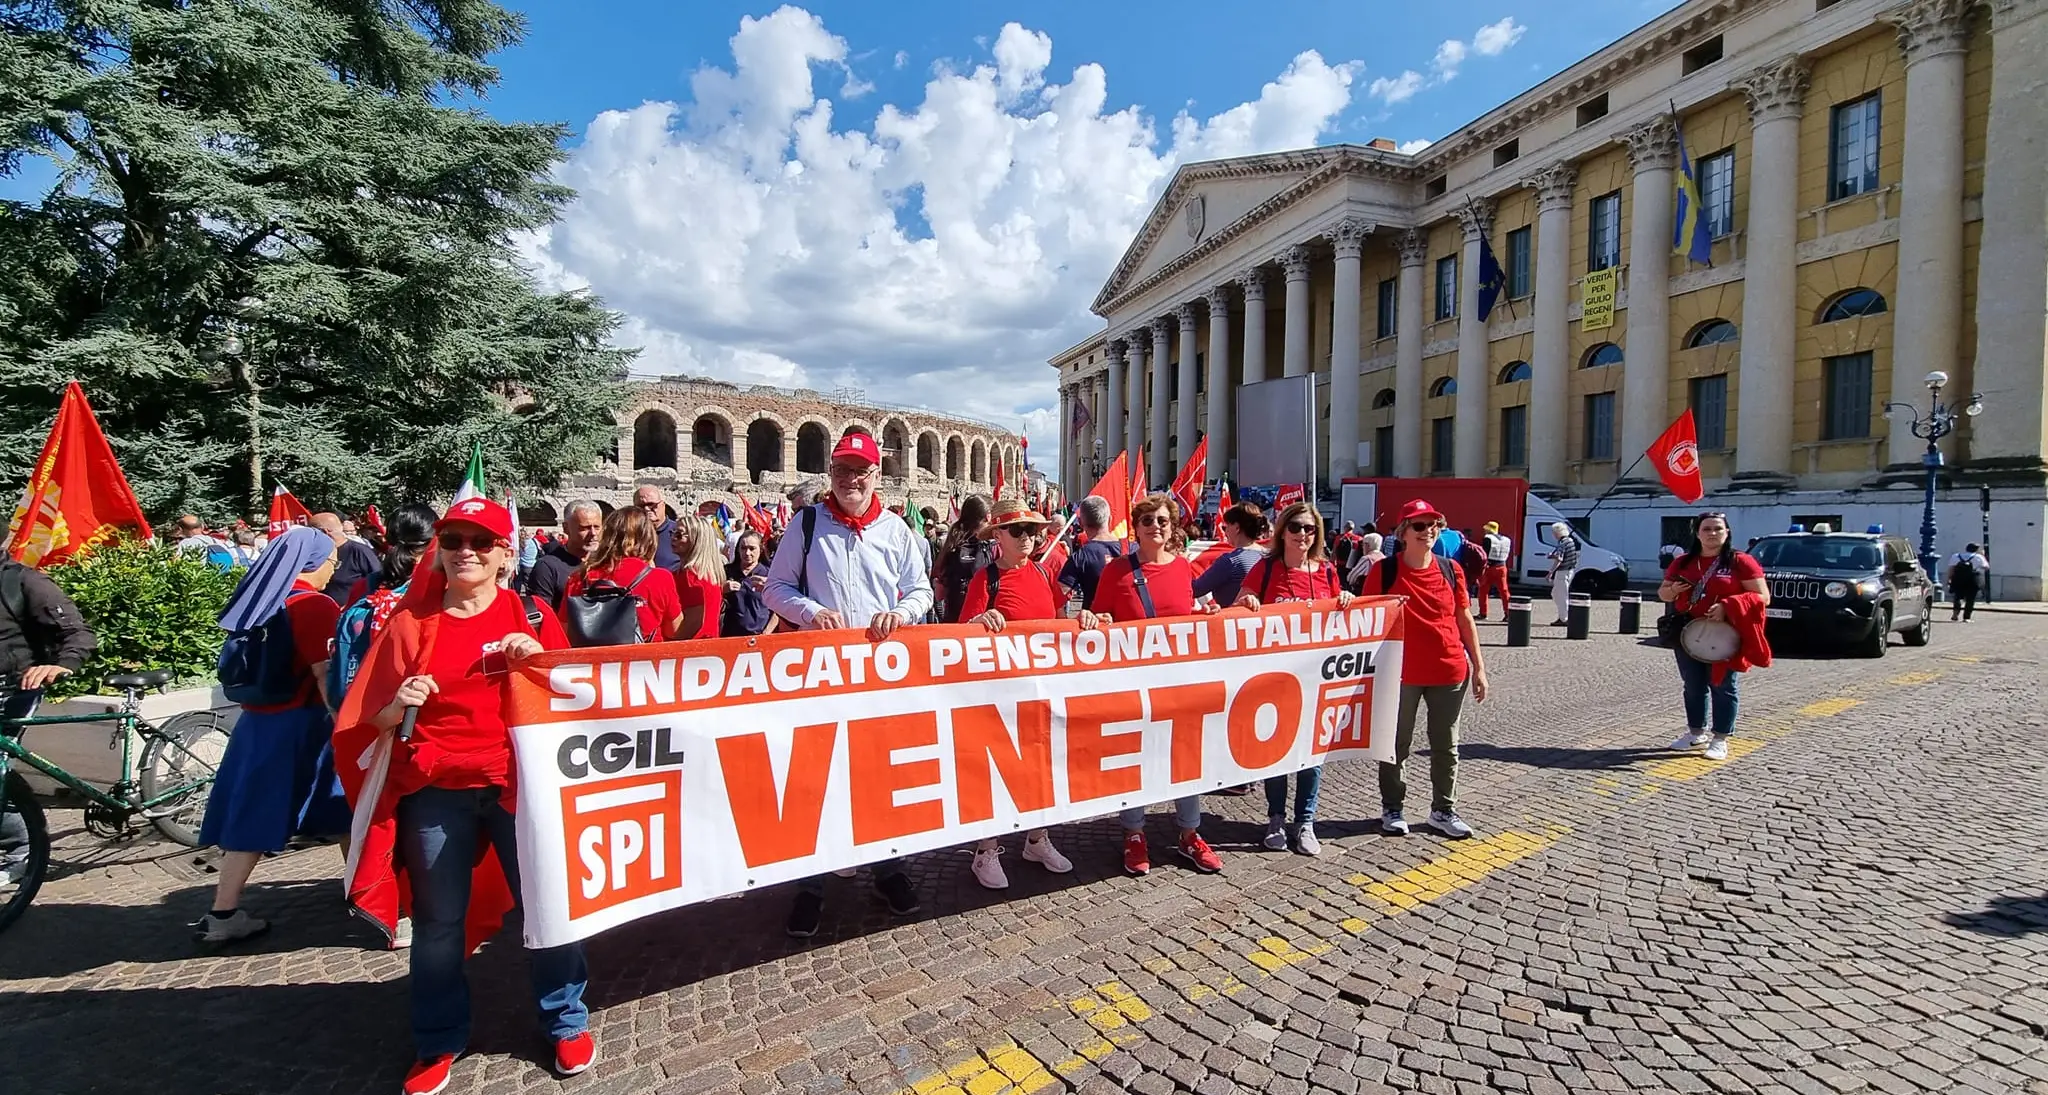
[1747,526,1934,657]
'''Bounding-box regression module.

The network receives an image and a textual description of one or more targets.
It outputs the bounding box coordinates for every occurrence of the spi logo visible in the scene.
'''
[561,771,683,920]
[1310,678,1375,756]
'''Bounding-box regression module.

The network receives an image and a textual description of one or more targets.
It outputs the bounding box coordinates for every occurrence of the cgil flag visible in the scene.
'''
[1168,435,1208,520]
[1088,452,1132,543]
[453,440,486,504]
[268,483,313,538]
[1672,109,1713,266]
[1647,410,1706,504]
[5,382,154,567]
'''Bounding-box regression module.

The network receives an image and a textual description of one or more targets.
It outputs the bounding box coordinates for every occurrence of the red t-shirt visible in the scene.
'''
[1241,558,1344,604]
[1370,556,1472,687]
[406,591,569,790]
[245,582,341,714]
[1665,551,1764,618]
[958,560,1061,622]
[674,567,723,640]
[1089,555,1197,620]
[564,558,681,641]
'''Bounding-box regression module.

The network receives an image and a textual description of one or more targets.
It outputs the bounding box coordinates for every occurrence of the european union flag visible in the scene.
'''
[1673,114,1713,265]
[1476,231,1507,321]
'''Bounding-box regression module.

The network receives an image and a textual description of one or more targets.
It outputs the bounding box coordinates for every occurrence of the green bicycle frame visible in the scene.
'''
[0,708,212,815]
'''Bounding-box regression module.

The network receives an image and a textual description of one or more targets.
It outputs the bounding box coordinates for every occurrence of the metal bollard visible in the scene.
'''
[1617,591,1642,634]
[1505,598,1531,647]
[1566,592,1592,639]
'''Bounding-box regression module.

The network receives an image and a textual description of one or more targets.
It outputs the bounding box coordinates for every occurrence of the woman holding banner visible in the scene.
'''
[337,497,594,1094]
[1079,493,1225,877]
[954,498,1075,889]
[1233,502,1353,856]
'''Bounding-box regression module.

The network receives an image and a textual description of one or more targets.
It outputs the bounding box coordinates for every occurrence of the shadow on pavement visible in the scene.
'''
[1941,894,2048,937]
[1460,742,1672,770]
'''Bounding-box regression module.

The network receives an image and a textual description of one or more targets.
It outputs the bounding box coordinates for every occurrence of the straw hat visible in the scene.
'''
[983,497,1053,533]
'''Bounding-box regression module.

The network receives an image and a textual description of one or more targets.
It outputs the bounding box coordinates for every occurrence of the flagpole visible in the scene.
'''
[1578,451,1650,526]
[1038,511,1077,562]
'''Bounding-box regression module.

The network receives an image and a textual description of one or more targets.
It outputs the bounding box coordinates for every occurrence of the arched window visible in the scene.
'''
[1497,361,1532,384]
[632,410,677,470]
[881,421,909,478]
[1686,319,1739,347]
[691,414,731,465]
[1371,388,1397,409]
[916,432,939,474]
[970,439,987,481]
[1581,343,1624,369]
[1428,377,1457,397]
[796,422,830,473]
[945,436,965,479]
[1820,288,1888,323]
[745,419,784,482]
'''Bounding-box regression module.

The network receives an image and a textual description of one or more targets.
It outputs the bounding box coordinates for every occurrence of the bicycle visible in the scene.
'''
[0,668,232,933]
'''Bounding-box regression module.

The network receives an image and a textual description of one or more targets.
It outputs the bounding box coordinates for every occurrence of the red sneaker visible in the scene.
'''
[1121,832,1150,876]
[402,1055,454,1095]
[555,1031,597,1076]
[1178,833,1223,873]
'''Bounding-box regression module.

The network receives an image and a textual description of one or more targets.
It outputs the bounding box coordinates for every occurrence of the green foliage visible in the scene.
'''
[41,538,240,699]
[0,0,636,522]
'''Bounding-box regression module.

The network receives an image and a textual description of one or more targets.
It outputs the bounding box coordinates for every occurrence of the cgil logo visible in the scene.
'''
[1319,647,1377,680]
[557,726,686,780]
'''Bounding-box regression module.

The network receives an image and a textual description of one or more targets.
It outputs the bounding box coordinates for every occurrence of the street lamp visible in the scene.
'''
[1884,370,1983,588]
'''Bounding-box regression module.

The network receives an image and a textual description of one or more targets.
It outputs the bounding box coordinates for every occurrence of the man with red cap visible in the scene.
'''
[763,429,935,937]
[1367,498,1490,840]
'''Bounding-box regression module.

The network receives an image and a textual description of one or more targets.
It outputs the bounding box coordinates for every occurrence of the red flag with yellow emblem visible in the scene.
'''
[6,382,153,567]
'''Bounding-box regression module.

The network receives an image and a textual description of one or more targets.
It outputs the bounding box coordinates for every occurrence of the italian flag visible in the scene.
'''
[454,441,486,504]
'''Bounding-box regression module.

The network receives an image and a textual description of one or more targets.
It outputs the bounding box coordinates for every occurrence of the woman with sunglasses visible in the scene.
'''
[337,497,593,1094]
[953,498,1075,888]
[1658,511,1769,761]
[564,506,685,642]
[1234,503,1354,855]
[1079,493,1225,876]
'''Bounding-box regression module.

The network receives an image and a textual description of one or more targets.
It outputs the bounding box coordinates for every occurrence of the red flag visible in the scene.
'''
[1275,483,1305,509]
[1213,482,1233,539]
[267,483,313,537]
[361,504,386,538]
[1130,459,1149,504]
[741,495,773,537]
[1188,539,1232,577]
[1647,410,1705,504]
[993,456,1005,502]
[1169,436,1208,519]
[1088,452,1132,542]
[6,383,154,566]
[949,494,960,522]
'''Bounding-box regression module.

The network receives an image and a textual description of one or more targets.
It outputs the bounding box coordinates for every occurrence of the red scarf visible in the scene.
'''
[825,492,884,536]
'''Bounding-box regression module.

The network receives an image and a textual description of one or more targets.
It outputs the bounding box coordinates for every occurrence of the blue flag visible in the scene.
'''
[1673,115,1713,265]
[1476,232,1507,321]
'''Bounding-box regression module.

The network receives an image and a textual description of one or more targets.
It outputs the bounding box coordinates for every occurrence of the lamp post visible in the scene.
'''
[1884,370,1983,589]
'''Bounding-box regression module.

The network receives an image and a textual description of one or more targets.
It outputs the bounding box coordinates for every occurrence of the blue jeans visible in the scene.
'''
[1120,796,1202,832]
[1674,649,1740,737]
[397,786,588,1059]
[1265,766,1322,825]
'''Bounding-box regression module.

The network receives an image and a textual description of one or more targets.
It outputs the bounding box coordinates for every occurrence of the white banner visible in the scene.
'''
[506,597,1405,947]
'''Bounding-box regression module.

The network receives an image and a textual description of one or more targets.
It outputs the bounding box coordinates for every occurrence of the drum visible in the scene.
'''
[1678,617,1741,663]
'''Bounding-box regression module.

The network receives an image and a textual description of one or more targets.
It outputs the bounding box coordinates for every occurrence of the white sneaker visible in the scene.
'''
[971,847,1009,890]
[1380,811,1409,836]
[193,909,269,944]
[1262,817,1289,851]
[390,916,413,950]
[1427,811,1474,839]
[1670,728,1711,750]
[1020,835,1072,873]
[1704,735,1731,761]
[1294,822,1321,857]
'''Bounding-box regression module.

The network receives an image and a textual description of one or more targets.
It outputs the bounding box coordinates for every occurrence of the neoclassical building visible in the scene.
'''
[1052,0,2048,598]
[526,377,1021,524]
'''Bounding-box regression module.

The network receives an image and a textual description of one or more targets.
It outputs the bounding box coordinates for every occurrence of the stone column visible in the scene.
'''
[1281,244,1314,378]
[1061,384,1076,498]
[1394,230,1429,478]
[1620,115,1678,480]
[1327,218,1372,485]
[1206,284,1234,479]
[1453,199,1496,477]
[1971,0,2048,483]
[1732,56,1810,486]
[1884,0,1974,469]
[1523,162,1576,488]
[1239,269,1269,386]
[1117,335,1140,475]
[1176,302,1200,470]
[1149,317,1173,485]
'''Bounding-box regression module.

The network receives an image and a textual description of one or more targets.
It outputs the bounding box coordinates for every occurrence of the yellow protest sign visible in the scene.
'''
[1581,268,1617,331]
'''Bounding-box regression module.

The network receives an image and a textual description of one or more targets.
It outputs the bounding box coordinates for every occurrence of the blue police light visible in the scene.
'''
[1787,523,1805,533]
[1866,524,1884,533]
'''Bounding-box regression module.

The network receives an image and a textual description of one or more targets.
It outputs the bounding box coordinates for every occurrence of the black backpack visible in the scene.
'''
[1378,555,1458,595]
[218,590,318,707]
[562,566,655,648]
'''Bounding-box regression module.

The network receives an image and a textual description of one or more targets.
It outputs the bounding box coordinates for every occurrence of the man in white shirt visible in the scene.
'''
[763,429,935,938]
[1945,543,1989,621]
[1477,521,1513,620]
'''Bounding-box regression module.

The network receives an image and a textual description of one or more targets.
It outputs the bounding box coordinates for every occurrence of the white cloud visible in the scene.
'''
[1367,16,1528,105]
[1472,16,1527,57]
[526,6,1361,476]
[1432,39,1468,78]
[1368,70,1425,106]
[1396,138,1434,155]
[893,50,909,70]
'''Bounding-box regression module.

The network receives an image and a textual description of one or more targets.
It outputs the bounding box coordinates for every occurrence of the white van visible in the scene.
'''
[1520,495,1631,595]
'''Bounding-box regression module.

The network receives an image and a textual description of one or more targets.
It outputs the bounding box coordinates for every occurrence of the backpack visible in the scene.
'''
[327,583,406,714]
[218,591,320,707]
[1378,555,1458,596]
[562,564,656,648]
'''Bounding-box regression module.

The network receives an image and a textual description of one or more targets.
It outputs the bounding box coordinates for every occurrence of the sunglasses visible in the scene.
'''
[1134,514,1173,528]
[1285,521,1318,535]
[635,501,664,510]
[997,523,1040,537]
[1408,520,1444,534]
[436,532,501,553]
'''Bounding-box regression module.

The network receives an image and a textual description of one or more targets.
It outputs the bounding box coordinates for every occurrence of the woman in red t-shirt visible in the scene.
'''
[354,498,593,1091]
[955,499,1073,889]
[1233,502,1354,857]
[1657,511,1770,759]
[194,525,342,945]
[564,506,684,642]
[1079,493,1224,878]
[669,516,725,640]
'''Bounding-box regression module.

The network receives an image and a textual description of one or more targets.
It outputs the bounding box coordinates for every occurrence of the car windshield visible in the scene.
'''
[1753,536,1883,571]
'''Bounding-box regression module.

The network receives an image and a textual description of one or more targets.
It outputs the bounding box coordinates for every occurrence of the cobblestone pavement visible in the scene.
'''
[8,606,2048,1095]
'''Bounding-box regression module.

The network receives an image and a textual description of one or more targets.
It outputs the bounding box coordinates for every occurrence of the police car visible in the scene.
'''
[1747,524,1934,657]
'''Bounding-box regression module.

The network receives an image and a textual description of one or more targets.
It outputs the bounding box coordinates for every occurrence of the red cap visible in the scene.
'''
[436,497,515,540]
[831,431,882,467]
[1386,498,1446,527]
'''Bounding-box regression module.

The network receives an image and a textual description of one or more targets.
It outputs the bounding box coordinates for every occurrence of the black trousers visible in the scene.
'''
[1951,586,1978,620]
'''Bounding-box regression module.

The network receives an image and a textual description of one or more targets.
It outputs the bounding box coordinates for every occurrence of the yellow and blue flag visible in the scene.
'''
[1672,111,1712,265]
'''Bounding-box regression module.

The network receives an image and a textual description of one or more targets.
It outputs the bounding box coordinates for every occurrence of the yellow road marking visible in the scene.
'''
[1887,670,1941,686]
[1355,828,1565,912]
[1645,737,1768,781]
[1246,935,1337,972]
[1797,697,1862,718]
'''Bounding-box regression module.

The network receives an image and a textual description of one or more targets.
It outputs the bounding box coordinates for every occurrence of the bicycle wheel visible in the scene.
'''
[140,708,231,847]
[0,772,51,934]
